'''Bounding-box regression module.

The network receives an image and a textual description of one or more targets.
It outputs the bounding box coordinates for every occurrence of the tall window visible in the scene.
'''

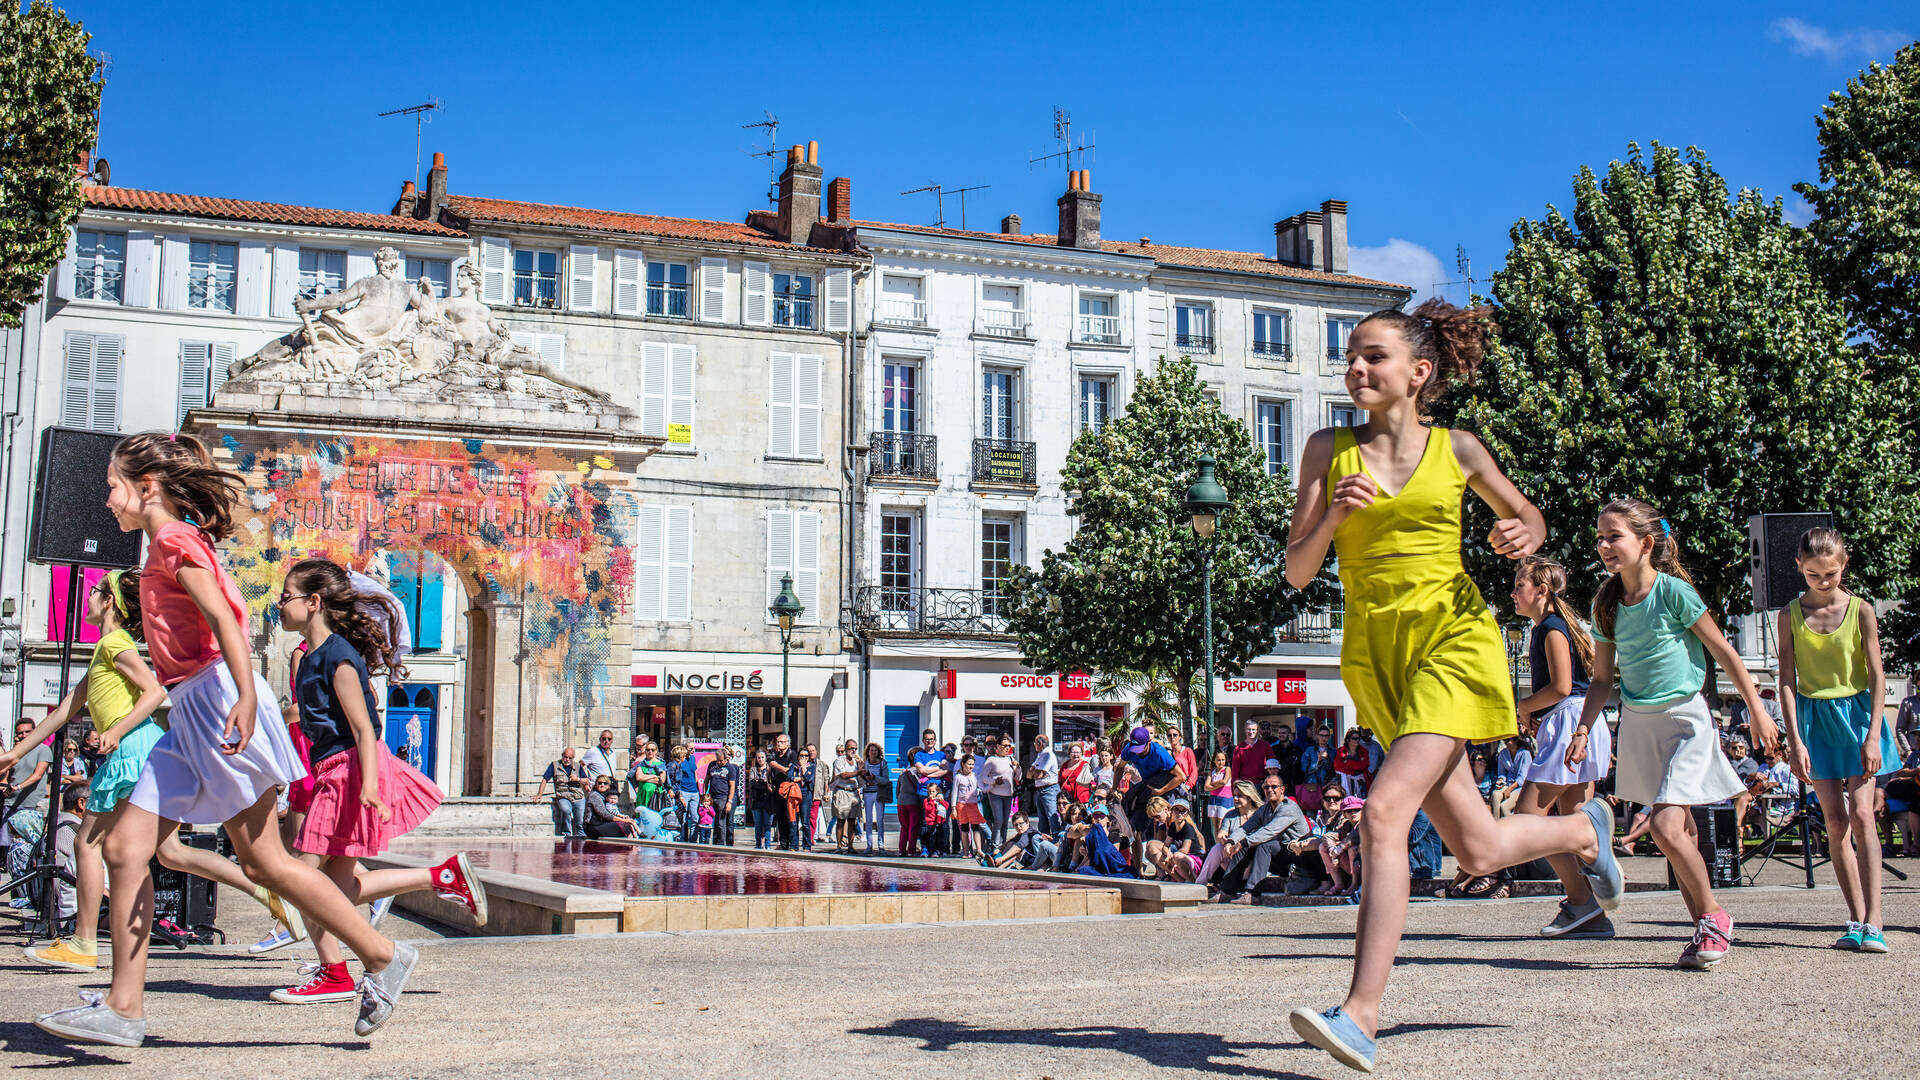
[981,283,1025,336]
[647,261,691,318]
[774,272,814,328]
[297,249,346,302]
[73,230,125,302]
[880,275,926,326]
[981,516,1021,617]
[882,362,918,433]
[768,351,823,458]
[1256,400,1292,477]
[407,256,451,298]
[513,249,560,307]
[1329,403,1361,428]
[1326,316,1359,362]
[982,367,1019,441]
[1175,302,1213,351]
[187,240,237,312]
[880,513,917,613]
[1253,309,1290,356]
[1079,374,1114,434]
[1078,293,1119,344]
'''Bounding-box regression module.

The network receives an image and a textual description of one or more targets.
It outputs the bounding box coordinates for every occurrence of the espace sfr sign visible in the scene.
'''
[948,671,1102,703]
[1212,670,1309,706]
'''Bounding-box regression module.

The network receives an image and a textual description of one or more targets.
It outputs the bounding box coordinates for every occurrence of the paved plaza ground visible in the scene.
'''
[1,856,1914,1078]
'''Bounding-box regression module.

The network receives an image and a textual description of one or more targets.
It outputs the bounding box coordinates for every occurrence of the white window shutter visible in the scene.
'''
[641,341,669,438]
[91,335,122,432]
[270,244,301,317]
[54,230,77,301]
[668,344,695,443]
[823,267,852,332]
[61,333,94,428]
[212,341,235,389]
[634,504,664,621]
[346,248,376,287]
[743,261,771,327]
[766,510,793,616]
[665,506,692,621]
[794,510,821,623]
[795,353,822,457]
[236,240,269,316]
[177,341,211,427]
[510,330,533,355]
[159,235,189,310]
[568,245,597,311]
[479,238,509,304]
[767,351,795,457]
[613,249,643,315]
[699,257,727,322]
[537,332,566,371]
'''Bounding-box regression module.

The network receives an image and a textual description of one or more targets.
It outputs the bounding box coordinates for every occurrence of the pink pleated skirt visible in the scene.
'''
[296,744,443,857]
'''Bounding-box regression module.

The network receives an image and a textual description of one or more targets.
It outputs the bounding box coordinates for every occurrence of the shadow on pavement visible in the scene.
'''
[0,1021,368,1062]
[1242,951,1675,973]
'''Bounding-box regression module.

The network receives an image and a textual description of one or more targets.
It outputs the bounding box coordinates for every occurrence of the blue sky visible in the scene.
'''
[64,1,1913,300]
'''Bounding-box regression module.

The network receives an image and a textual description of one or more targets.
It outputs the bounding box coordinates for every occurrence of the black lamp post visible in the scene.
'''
[770,573,805,743]
[1184,455,1232,762]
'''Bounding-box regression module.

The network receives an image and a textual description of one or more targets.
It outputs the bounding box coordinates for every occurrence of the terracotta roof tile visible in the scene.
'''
[82,185,468,238]
[853,220,1409,291]
[444,195,837,252]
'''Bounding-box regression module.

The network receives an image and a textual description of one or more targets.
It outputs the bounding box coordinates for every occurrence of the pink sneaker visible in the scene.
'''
[431,853,488,926]
[1679,910,1733,969]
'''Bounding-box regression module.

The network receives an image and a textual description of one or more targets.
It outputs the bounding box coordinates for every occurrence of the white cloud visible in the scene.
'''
[1349,238,1449,308]
[1783,193,1815,227]
[1771,17,1911,61]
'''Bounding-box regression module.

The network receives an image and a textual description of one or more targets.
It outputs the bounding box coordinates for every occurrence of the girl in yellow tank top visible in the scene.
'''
[1776,527,1894,952]
[1280,301,1623,1072]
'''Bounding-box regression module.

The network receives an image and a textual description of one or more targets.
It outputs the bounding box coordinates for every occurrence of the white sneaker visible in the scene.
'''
[354,941,419,1037]
[249,928,297,956]
[35,991,145,1048]
[368,896,394,930]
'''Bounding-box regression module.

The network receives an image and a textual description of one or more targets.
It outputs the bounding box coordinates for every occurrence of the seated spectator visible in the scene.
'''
[1142,799,1204,882]
[1725,738,1766,837]
[1314,797,1365,896]
[1492,735,1534,817]
[1332,730,1373,798]
[988,812,1056,870]
[1211,775,1310,903]
[1076,803,1131,877]
[632,802,678,841]
[1762,746,1799,800]
[584,775,641,838]
[1197,782,1261,885]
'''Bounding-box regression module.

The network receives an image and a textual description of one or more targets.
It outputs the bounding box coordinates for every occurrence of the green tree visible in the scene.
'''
[0,1,99,328]
[1006,355,1336,728]
[1434,143,1919,626]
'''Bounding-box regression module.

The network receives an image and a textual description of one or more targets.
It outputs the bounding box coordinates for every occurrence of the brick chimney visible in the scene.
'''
[1275,200,1348,273]
[1319,199,1348,274]
[1056,170,1101,250]
[392,180,418,218]
[826,176,852,224]
[418,152,449,221]
[1000,213,1022,235]
[777,142,824,245]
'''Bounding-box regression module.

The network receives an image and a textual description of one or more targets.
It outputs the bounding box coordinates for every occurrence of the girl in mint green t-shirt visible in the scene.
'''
[1572,499,1779,972]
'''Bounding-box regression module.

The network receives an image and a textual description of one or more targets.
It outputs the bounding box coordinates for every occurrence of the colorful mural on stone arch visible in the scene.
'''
[216,431,636,698]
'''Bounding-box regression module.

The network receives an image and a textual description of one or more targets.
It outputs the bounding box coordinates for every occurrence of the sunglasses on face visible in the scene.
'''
[1263,784,1283,791]
[277,592,313,607]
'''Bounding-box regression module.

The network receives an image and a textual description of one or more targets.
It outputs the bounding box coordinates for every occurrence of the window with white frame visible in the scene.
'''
[187,240,237,312]
[60,331,123,432]
[513,249,561,307]
[881,360,919,434]
[1255,399,1293,477]
[634,504,693,622]
[1328,402,1361,428]
[774,272,814,328]
[73,230,125,303]
[879,274,926,326]
[768,351,823,458]
[1175,302,1214,352]
[296,249,346,302]
[1252,308,1290,357]
[980,282,1026,336]
[407,256,451,298]
[647,261,691,318]
[1326,316,1359,363]
[980,514,1023,617]
[177,341,236,427]
[766,509,821,625]
[879,512,919,614]
[982,366,1021,441]
[1077,292,1119,344]
[639,342,696,446]
[1079,374,1114,435]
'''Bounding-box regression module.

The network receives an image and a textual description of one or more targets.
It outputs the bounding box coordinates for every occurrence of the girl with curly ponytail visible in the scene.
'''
[1282,302,1623,1071]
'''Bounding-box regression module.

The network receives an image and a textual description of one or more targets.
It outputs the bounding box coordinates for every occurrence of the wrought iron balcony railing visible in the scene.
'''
[972,438,1036,485]
[1175,333,1215,353]
[869,431,938,481]
[855,585,1012,636]
[1252,339,1292,358]
[1275,609,1342,646]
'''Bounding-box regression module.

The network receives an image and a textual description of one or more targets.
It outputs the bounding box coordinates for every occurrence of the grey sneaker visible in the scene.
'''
[355,941,419,1037]
[1577,798,1624,911]
[35,991,145,1048]
[1540,897,1606,938]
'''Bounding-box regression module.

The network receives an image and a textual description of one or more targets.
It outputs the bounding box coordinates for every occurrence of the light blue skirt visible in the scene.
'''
[1798,690,1899,782]
[88,719,166,814]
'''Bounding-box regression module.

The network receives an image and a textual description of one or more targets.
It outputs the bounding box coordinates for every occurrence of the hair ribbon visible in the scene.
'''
[1659,519,1671,537]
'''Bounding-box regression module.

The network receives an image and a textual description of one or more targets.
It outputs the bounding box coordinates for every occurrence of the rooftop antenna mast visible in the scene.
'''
[900,183,946,228]
[742,112,782,206]
[1028,106,1095,177]
[85,49,112,185]
[948,184,991,231]
[1456,245,1473,289]
[379,97,443,189]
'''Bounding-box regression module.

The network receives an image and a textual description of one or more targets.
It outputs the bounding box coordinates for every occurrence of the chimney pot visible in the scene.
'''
[778,148,825,245]
[806,140,818,165]
[432,151,445,169]
[1057,175,1102,250]
[1139,237,1150,246]
[1001,213,1022,235]
[1081,170,1092,191]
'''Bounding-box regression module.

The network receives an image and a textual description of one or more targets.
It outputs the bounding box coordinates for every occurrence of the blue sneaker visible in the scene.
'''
[249,928,296,956]
[1577,798,1624,911]
[1290,1006,1376,1073]
[369,895,394,930]
[1835,921,1863,950]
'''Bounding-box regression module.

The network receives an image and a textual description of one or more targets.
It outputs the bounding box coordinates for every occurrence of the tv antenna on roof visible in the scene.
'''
[1456,245,1473,288]
[86,49,112,184]
[900,183,993,231]
[379,97,443,190]
[1029,106,1094,176]
[742,112,782,206]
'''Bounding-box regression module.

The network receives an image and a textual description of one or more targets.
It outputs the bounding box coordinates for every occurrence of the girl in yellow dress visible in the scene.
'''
[1282,299,1622,1073]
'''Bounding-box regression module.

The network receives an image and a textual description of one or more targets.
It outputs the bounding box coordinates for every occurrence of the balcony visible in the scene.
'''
[878,296,928,327]
[978,308,1028,338]
[972,438,1036,485]
[868,431,937,482]
[1275,609,1342,646]
[1175,333,1215,354]
[1252,339,1292,359]
[855,585,1012,636]
[1325,345,1348,372]
[1076,313,1121,345]
[647,282,691,319]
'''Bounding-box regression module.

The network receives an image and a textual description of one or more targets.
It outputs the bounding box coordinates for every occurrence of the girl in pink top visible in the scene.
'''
[32,433,419,1049]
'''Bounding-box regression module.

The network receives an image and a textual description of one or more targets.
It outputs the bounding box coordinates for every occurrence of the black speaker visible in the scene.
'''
[1748,512,1831,612]
[1667,804,1742,890]
[151,830,224,930]
[29,426,142,569]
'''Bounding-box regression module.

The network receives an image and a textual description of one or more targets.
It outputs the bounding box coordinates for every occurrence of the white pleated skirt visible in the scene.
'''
[1613,694,1745,807]
[127,662,307,825]
[1525,695,1612,786]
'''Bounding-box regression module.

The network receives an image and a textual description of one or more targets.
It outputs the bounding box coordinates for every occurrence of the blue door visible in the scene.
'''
[885,705,919,783]
[385,684,438,782]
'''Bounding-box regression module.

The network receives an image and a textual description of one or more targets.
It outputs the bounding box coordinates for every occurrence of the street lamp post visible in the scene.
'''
[1184,454,1232,775]
[770,573,805,743]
